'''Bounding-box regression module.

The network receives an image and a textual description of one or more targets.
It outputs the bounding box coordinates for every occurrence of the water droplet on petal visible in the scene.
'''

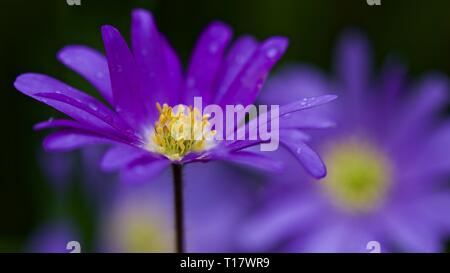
[266,47,279,60]
[88,103,98,111]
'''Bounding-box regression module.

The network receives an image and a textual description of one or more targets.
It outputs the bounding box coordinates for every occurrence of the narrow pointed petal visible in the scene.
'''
[131,9,176,110]
[43,130,116,152]
[214,35,258,104]
[185,21,233,104]
[219,37,288,106]
[102,25,149,129]
[280,131,326,178]
[120,157,169,183]
[57,45,113,104]
[215,151,283,172]
[101,145,149,171]
[161,35,183,104]
[14,73,138,143]
[335,30,371,114]
[388,74,448,148]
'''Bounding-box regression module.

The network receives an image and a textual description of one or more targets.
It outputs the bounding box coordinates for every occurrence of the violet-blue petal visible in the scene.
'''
[34,119,86,131]
[244,95,338,137]
[160,35,183,104]
[280,132,326,179]
[383,208,442,252]
[219,37,288,106]
[387,74,449,149]
[185,21,233,104]
[120,157,169,183]
[43,130,116,152]
[101,145,149,171]
[131,9,176,110]
[334,30,371,109]
[102,25,150,129]
[57,45,113,104]
[14,73,136,141]
[214,150,283,172]
[214,35,258,104]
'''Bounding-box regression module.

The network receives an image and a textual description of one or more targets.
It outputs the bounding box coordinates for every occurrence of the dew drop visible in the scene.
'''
[88,103,98,111]
[266,47,279,60]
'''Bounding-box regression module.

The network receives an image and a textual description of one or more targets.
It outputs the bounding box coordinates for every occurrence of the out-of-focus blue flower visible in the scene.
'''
[242,30,450,252]
[26,221,79,253]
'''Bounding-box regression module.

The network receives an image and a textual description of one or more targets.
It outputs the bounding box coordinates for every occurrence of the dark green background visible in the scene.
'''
[0,0,449,251]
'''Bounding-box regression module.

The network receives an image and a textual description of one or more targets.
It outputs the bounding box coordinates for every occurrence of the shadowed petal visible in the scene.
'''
[219,37,288,106]
[280,132,326,179]
[101,145,150,171]
[102,25,150,129]
[334,30,371,119]
[43,130,117,152]
[214,150,283,172]
[57,45,113,104]
[14,73,138,143]
[387,73,449,149]
[131,9,177,110]
[214,35,258,104]
[185,21,233,104]
[120,157,169,183]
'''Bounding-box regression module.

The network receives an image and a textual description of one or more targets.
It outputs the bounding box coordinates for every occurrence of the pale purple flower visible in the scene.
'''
[241,30,450,253]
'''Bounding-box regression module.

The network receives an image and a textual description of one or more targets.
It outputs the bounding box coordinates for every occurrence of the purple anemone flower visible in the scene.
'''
[241,30,450,252]
[14,9,335,181]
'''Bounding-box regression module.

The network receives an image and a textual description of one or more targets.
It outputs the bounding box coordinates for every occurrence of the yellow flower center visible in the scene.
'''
[322,137,392,214]
[146,103,216,161]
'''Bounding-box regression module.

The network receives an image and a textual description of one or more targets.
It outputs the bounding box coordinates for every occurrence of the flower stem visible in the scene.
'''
[171,163,185,253]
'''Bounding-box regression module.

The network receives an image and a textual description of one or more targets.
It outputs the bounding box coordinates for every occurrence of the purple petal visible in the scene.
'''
[218,37,288,106]
[280,111,336,129]
[214,35,258,104]
[259,65,331,105]
[14,73,138,142]
[387,73,449,149]
[34,119,86,131]
[334,30,371,113]
[57,45,113,104]
[244,95,338,137]
[214,150,283,172]
[102,25,150,129]
[43,130,116,152]
[161,35,183,104]
[131,9,177,109]
[185,21,233,104]
[383,208,442,252]
[101,145,149,171]
[120,157,169,183]
[280,131,326,178]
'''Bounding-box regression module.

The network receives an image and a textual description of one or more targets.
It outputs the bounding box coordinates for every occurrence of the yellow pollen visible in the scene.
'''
[322,137,392,214]
[147,103,216,161]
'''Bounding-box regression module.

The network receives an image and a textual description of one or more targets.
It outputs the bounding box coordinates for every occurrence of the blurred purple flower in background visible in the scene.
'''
[98,162,253,252]
[242,30,450,252]
[26,221,79,253]
[14,8,336,181]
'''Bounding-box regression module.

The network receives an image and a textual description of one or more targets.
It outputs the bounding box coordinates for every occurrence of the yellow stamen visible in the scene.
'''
[146,103,216,161]
[322,137,392,214]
